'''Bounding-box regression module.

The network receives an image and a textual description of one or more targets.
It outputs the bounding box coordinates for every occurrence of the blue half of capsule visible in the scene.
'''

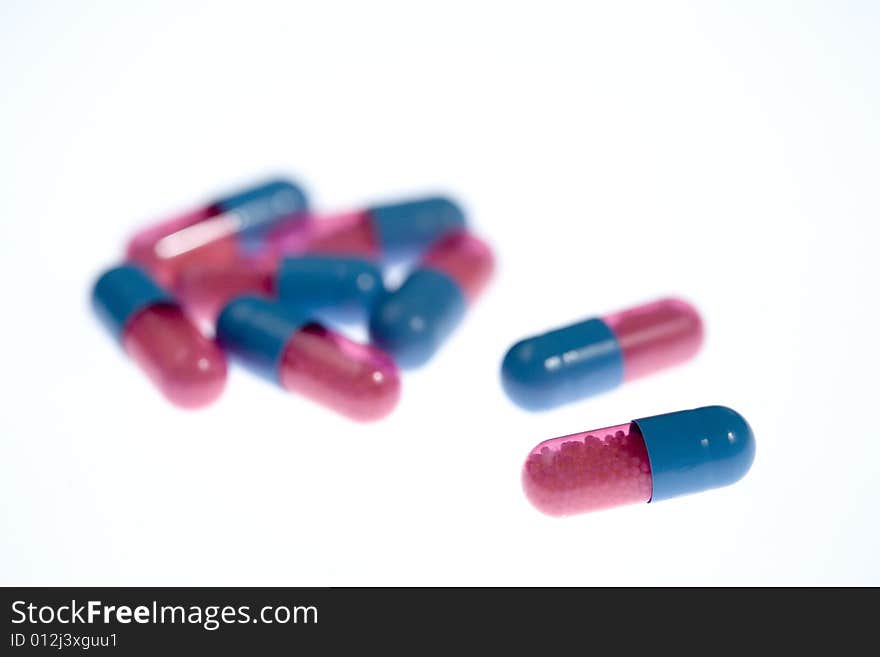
[276,256,386,323]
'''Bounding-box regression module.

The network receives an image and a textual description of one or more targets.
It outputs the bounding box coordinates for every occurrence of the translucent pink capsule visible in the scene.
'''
[175,259,276,325]
[93,265,227,409]
[368,231,495,367]
[419,231,495,301]
[523,406,756,517]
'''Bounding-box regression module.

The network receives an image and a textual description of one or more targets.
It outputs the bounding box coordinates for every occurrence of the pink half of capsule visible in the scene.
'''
[602,297,703,381]
[293,210,380,259]
[174,258,276,326]
[420,230,495,301]
[93,265,227,409]
[126,206,236,288]
[264,196,466,262]
[125,180,308,288]
[522,423,652,517]
[502,297,703,410]
[216,296,400,421]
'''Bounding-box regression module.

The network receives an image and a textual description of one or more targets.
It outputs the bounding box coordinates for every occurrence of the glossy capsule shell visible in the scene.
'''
[175,255,386,327]
[271,196,466,261]
[92,265,227,409]
[501,298,703,410]
[126,179,309,287]
[276,256,386,323]
[369,231,494,368]
[522,405,755,517]
[216,296,401,421]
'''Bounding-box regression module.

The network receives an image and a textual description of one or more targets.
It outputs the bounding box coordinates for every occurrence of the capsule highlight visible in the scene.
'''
[92,265,227,409]
[369,231,494,368]
[501,298,703,410]
[522,405,755,517]
[126,179,309,287]
[175,259,276,325]
[216,296,400,421]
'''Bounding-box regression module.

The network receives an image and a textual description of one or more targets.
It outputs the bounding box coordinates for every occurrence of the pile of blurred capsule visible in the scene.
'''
[93,178,493,420]
[92,177,756,518]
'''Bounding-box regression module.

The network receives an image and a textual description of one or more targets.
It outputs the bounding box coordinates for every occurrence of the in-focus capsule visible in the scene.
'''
[501,298,703,410]
[522,405,755,517]
[368,231,494,368]
[92,265,227,409]
[126,179,309,287]
[216,296,401,421]
[267,195,466,262]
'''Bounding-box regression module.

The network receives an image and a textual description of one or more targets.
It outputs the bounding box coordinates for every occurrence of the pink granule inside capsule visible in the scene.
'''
[522,423,652,517]
[279,324,401,422]
[420,231,494,301]
[123,304,227,409]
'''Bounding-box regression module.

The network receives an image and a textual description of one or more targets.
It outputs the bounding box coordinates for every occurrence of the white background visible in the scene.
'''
[1,1,878,586]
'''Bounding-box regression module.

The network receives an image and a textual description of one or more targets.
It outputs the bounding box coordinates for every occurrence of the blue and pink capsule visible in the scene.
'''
[369,231,495,368]
[502,298,704,410]
[522,405,755,517]
[126,179,309,288]
[216,296,400,422]
[92,265,227,409]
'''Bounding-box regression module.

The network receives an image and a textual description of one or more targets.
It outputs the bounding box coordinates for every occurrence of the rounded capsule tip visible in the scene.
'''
[697,405,755,486]
[635,404,755,501]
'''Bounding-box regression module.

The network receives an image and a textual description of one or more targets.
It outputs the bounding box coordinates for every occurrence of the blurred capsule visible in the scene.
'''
[126,179,308,287]
[369,231,494,368]
[276,256,385,323]
[501,298,703,410]
[217,296,400,421]
[267,195,465,262]
[92,265,227,409]
[175,255,386,327]
[522,405,755,517]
